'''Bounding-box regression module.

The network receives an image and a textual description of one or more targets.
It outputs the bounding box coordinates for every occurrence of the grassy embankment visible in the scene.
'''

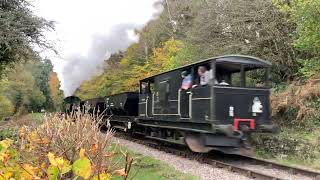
[109,144,197,180]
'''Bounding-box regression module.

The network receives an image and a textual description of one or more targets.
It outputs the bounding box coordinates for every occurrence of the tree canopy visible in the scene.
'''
[0,0,54,73]
[76,0,320,98]
[0,0,62,119]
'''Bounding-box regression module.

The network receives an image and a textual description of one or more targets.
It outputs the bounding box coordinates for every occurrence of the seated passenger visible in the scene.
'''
[194,66,218,87]
[198,66,210,85]
[141,82,149,94]
[180,71,192,90]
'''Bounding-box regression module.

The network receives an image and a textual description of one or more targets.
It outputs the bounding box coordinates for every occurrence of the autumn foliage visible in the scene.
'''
[75,39,186,99]
[48,72,64,110]
[0,113,132,179]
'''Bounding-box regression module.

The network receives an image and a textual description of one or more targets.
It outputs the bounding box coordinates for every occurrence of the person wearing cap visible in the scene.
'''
[180,71,192,90]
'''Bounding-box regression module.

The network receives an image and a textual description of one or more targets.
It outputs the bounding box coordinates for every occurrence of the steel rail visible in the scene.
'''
[240,155,320,179]
[113,133,320,180]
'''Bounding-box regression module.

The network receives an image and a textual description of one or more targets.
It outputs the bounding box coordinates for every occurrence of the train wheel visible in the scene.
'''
[185,134,213,153]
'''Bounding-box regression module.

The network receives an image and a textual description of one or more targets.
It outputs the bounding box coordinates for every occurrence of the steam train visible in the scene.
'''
[64,55,277,155]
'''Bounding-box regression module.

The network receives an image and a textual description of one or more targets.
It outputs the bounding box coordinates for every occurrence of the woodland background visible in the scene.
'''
[0,0,320,167]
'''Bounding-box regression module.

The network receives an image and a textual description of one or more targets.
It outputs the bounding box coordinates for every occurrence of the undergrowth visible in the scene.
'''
[0,112,132,179]
[253,79,320,169]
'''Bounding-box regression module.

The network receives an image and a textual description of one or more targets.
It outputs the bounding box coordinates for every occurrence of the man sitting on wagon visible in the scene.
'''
[193,66,218,87]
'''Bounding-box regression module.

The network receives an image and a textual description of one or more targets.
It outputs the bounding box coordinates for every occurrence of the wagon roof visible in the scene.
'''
[64,96,81,103]
[81,92,139,103]
[141,54,272,81]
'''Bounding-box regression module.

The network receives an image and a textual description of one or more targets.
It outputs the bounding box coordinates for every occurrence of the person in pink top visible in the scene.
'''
[180,71,192,90]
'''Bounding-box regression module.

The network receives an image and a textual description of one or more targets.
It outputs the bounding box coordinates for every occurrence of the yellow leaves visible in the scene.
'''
[79,148,86,159]
[71,148,92,179]
[0,118,126,179]
[0,167,14,180]
[28,131,40,143]
[72,158,92,179]
[93,173,111,180]
[47,152,71,174]
[0,139,13,149]
[163,38,184,57]
[20,164,39,180]
[0,171,13,180]
[0,139,13,163]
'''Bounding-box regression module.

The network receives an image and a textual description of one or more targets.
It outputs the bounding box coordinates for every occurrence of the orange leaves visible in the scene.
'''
[89,144,98,155]
[0,152,10,163]
[48,72,60,99]
[48,71,64,109]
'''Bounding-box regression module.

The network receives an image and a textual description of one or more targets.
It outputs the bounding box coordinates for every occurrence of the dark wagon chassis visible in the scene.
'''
[66,55,278,155]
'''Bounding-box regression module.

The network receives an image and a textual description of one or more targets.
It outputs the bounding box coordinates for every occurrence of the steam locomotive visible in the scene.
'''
[64,55,277,155]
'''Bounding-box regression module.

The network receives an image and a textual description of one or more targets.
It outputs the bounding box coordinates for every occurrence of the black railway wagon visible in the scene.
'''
[82,55,277,155]
[82,97,106,115]
[132,55,277,154]
[63,96,81,114]
[104,92,139,130]
[78,93,139,130]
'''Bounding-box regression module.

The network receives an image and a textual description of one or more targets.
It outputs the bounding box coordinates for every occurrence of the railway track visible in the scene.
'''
[113,132,320,180]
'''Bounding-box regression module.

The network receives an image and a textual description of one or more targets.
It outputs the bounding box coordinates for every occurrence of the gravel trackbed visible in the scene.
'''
[113,137,251,180]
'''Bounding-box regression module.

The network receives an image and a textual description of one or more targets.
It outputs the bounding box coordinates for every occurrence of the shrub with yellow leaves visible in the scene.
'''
[0,112,133,179]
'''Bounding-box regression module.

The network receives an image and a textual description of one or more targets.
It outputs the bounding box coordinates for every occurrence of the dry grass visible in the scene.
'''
[16,111,132,178]
[271,79,320,120]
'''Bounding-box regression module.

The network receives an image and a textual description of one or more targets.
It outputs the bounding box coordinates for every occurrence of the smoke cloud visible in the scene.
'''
[62,24,140,96]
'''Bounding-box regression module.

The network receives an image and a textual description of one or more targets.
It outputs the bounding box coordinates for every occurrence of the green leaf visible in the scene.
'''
[72,157,92,179]
[48,165,59,180]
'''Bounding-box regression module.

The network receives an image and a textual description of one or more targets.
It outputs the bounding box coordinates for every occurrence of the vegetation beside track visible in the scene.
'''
[0,113,196,179]
[252,80,320,169]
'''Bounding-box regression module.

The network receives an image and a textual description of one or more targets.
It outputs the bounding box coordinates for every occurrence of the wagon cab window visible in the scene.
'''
[215,58,270,88]
[140,79,155,94]
[193,64,213,86]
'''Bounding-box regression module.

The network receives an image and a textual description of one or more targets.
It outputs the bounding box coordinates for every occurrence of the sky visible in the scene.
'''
[31,0,161,96]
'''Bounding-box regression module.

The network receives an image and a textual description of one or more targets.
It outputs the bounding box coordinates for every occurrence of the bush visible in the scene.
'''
[271,79,320,124]
[0,95,14,121]
[0,112,133,179]
[299,58,320,79]
[0,128,17,141]
[252,134,319,162]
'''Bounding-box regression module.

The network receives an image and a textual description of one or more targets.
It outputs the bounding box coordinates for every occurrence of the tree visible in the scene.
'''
[48,72,64,110]
[6,63,45,113]
[0,0,54,73]
[30,59,55,110]
[273,0,320,78]
[0,79,14,120]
